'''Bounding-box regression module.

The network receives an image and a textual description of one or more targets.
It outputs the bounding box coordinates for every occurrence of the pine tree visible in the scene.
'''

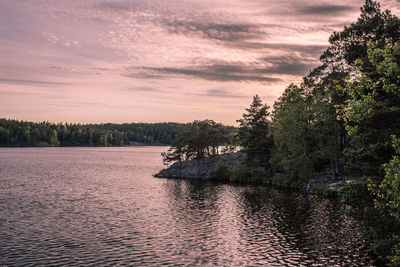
[237,95,273,170]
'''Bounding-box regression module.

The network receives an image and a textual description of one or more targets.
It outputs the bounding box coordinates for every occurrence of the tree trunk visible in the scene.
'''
[330,156,336,179]
[335,153,340,175]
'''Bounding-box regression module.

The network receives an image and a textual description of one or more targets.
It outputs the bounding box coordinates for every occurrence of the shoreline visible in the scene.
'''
[154,153,363,197]
[0,144,169,148]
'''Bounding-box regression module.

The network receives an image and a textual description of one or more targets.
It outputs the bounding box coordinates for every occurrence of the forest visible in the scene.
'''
[0,118,236,147]
[161,1,400,265]
[1,0,399,264]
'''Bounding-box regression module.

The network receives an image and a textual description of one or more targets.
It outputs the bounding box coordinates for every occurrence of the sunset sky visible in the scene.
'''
[1,0,400,125]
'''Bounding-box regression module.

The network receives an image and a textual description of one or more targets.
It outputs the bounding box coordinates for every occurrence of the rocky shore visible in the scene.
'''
[154,152,361,193]
[154,152,245,179]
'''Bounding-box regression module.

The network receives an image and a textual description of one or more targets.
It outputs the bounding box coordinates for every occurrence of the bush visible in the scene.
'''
[339,182,372,207]
[229,165,252,182]
[309,186,337,197]
[339,181,400,266]
[210,159,231,180]
[261,175,305,190]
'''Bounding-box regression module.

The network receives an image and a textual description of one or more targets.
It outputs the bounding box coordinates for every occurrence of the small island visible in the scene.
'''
[154,97,360,193]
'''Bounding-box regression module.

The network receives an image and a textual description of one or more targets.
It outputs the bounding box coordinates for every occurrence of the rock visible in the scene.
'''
[155,152,363,193]
[306,168,365,192]
[154,152,245,179]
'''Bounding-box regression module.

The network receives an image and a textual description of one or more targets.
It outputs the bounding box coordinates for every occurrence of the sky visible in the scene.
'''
[1,0,400,125]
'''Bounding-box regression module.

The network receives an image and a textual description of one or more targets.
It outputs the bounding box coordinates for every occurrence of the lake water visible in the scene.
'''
[0,147,374,266]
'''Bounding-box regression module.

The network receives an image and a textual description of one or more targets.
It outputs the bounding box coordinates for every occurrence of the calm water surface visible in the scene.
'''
[0,147,373,266]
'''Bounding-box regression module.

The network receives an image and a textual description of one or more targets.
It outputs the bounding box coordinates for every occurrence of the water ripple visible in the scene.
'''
[0,147,374,266]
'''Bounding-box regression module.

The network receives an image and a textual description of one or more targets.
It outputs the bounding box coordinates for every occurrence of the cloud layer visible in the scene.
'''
[1,0,399,124]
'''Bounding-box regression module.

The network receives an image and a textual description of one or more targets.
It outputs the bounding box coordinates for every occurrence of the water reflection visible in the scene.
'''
[0,147,373,266]
[163,181,374,266]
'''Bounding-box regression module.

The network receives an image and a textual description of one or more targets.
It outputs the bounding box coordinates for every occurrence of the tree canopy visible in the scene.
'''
[237,95,273,169]
[0,118,235,147]
[161,119,233,166]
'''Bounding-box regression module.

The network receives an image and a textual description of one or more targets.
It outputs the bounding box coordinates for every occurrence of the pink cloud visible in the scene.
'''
[0,0,399,125]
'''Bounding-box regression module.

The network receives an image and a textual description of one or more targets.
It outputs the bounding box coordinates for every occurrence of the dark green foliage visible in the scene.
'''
[323,0,400,68]
[161,138,186,167]
[308,187,337,198]
[267,0,400,180]
[271,84,313,179]
[265,3,400,262]
[373,185,400,266]
[0,118,237,147]
[210,159,231,180]
[261,176,305,190]
[330,3,400,263]
[161,119,234,165]
[369,136,400,223]
[186,120,228,162]
[237,95,274,170]
[295,0,400,178]
[0,119,128,146]
[210,161,254,183]
[89,122,191,145]
[339,43,400,175]
[229,165,252,183]
[339,181,400,266]
[339,182,374,214]
[0,126,10,144]
[93,122,236,146]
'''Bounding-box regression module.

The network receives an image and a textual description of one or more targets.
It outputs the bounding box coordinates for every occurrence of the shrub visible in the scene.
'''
[229,165,252,182]
[210,159,231,180]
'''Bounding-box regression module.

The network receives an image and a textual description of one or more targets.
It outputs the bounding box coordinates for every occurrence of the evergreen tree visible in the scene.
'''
[271,85,313,179]
[340,42,400,175]
[161,137,186,168]
[160,119,231,166]
[237,95,273,170]
[369,136,400,223]
[49,129,60,146]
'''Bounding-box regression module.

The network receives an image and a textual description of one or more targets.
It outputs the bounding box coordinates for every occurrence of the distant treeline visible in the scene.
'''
[0,118,236,147]
[88,122,191,145]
